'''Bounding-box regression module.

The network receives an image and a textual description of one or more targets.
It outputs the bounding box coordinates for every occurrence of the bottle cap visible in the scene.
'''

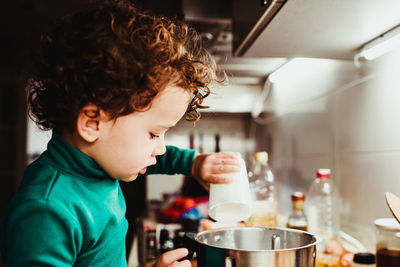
[353,252,375,264]
[255,152,268,163]
[291,192,305,201]
[316,169,331,178]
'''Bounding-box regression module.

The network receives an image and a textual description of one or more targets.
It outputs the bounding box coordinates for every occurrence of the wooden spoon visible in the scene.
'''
[385,192,400,224]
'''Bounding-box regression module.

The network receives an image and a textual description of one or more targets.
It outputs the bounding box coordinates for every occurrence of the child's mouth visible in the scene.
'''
[139,167,147,174]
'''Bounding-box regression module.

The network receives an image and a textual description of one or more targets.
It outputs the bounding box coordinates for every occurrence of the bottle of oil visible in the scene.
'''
[286,192,308,231]
[247,152,278,227]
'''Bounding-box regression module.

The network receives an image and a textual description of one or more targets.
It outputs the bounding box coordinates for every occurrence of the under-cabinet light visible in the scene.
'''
[268,57,320,84]
[357,24,400,61]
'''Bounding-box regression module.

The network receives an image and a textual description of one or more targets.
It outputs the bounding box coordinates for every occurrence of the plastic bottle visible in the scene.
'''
[306,169,341,250]
[247,152,278,227]
[287,192,308,231]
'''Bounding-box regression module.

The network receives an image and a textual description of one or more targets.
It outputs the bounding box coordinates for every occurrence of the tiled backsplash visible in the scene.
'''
[260,47,400,251]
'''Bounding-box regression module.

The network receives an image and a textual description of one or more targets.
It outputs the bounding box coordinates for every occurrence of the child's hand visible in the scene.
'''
[192,152,241,191]
[153,248,191,267]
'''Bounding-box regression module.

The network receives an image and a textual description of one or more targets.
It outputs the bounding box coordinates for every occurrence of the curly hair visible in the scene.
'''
[28,0,221,133]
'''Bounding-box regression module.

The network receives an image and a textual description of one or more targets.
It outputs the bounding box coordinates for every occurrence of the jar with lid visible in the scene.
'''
[374,218,400,267]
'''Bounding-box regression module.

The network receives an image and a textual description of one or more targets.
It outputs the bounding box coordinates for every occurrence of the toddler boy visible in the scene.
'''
[0,0,239,266]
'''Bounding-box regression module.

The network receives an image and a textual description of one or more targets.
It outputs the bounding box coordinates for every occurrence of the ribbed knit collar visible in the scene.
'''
[39,134,112,181]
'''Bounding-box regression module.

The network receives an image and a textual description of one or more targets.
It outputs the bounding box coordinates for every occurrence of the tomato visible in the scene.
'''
[162,207,181,222]
[171,197,196,211]
[172,197,186,209]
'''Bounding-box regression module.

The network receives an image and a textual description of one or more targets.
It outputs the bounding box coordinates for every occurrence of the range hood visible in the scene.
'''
[237,0,400,60]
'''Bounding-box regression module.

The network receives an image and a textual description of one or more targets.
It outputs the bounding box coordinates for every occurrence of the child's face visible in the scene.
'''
[91,85,192,182]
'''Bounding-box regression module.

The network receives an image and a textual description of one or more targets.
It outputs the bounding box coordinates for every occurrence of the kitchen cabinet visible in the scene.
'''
[233,0,400,59]
[232,0,287,56]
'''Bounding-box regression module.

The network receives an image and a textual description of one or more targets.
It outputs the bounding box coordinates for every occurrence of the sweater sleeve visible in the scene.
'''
[3,200,82,267]
[146,145,196,176]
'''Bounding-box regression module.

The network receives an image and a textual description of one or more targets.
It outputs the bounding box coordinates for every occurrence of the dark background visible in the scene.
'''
[0,0,84,217]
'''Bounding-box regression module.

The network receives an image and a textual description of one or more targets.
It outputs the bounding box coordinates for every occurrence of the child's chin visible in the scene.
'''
[118,174,139,182]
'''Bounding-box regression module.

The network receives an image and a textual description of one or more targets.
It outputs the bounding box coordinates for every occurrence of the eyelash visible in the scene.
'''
[150,133,160,139]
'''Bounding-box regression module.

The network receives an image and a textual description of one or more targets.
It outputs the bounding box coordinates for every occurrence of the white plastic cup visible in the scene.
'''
[208,152,252,223]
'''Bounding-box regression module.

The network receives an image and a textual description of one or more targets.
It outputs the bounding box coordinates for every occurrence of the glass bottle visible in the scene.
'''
[287,192,308,231]
[247,152,278,227]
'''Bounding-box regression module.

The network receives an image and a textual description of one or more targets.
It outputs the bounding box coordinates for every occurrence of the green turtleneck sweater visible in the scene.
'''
[0,135,195,266]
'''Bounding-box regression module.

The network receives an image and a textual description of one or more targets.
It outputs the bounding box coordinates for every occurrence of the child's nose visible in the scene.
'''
[154,139,166,156]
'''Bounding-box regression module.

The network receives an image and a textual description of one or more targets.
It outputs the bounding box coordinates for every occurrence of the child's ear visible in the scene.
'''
[76,104,103,143]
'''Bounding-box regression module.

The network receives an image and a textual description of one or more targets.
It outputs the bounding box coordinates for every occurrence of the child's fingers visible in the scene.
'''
[212,154,240,164]
[206,154,240,168]
[214,158,240,166]
[171,259,191,267]
[213,152,238,159]
[204,174,234,184]
[157,248,189,267]
[211,164,240,174]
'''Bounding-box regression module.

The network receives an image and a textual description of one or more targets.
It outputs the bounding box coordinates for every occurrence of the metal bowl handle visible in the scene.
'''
[180,232,197,261]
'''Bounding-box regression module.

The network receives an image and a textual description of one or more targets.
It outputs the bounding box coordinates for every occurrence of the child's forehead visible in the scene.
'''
[155,84,192,101]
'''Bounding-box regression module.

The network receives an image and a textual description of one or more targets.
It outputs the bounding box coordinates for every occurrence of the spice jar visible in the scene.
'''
[287,192,308,231]
[374,218,400,267]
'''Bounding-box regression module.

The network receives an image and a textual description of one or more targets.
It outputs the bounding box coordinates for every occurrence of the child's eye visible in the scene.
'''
[150,133,160,139]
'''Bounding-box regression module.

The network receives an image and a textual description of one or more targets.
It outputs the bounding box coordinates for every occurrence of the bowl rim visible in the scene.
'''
[193,226,322,252]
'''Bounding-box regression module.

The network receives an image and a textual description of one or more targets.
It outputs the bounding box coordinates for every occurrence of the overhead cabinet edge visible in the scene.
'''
[233,0,288,57]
